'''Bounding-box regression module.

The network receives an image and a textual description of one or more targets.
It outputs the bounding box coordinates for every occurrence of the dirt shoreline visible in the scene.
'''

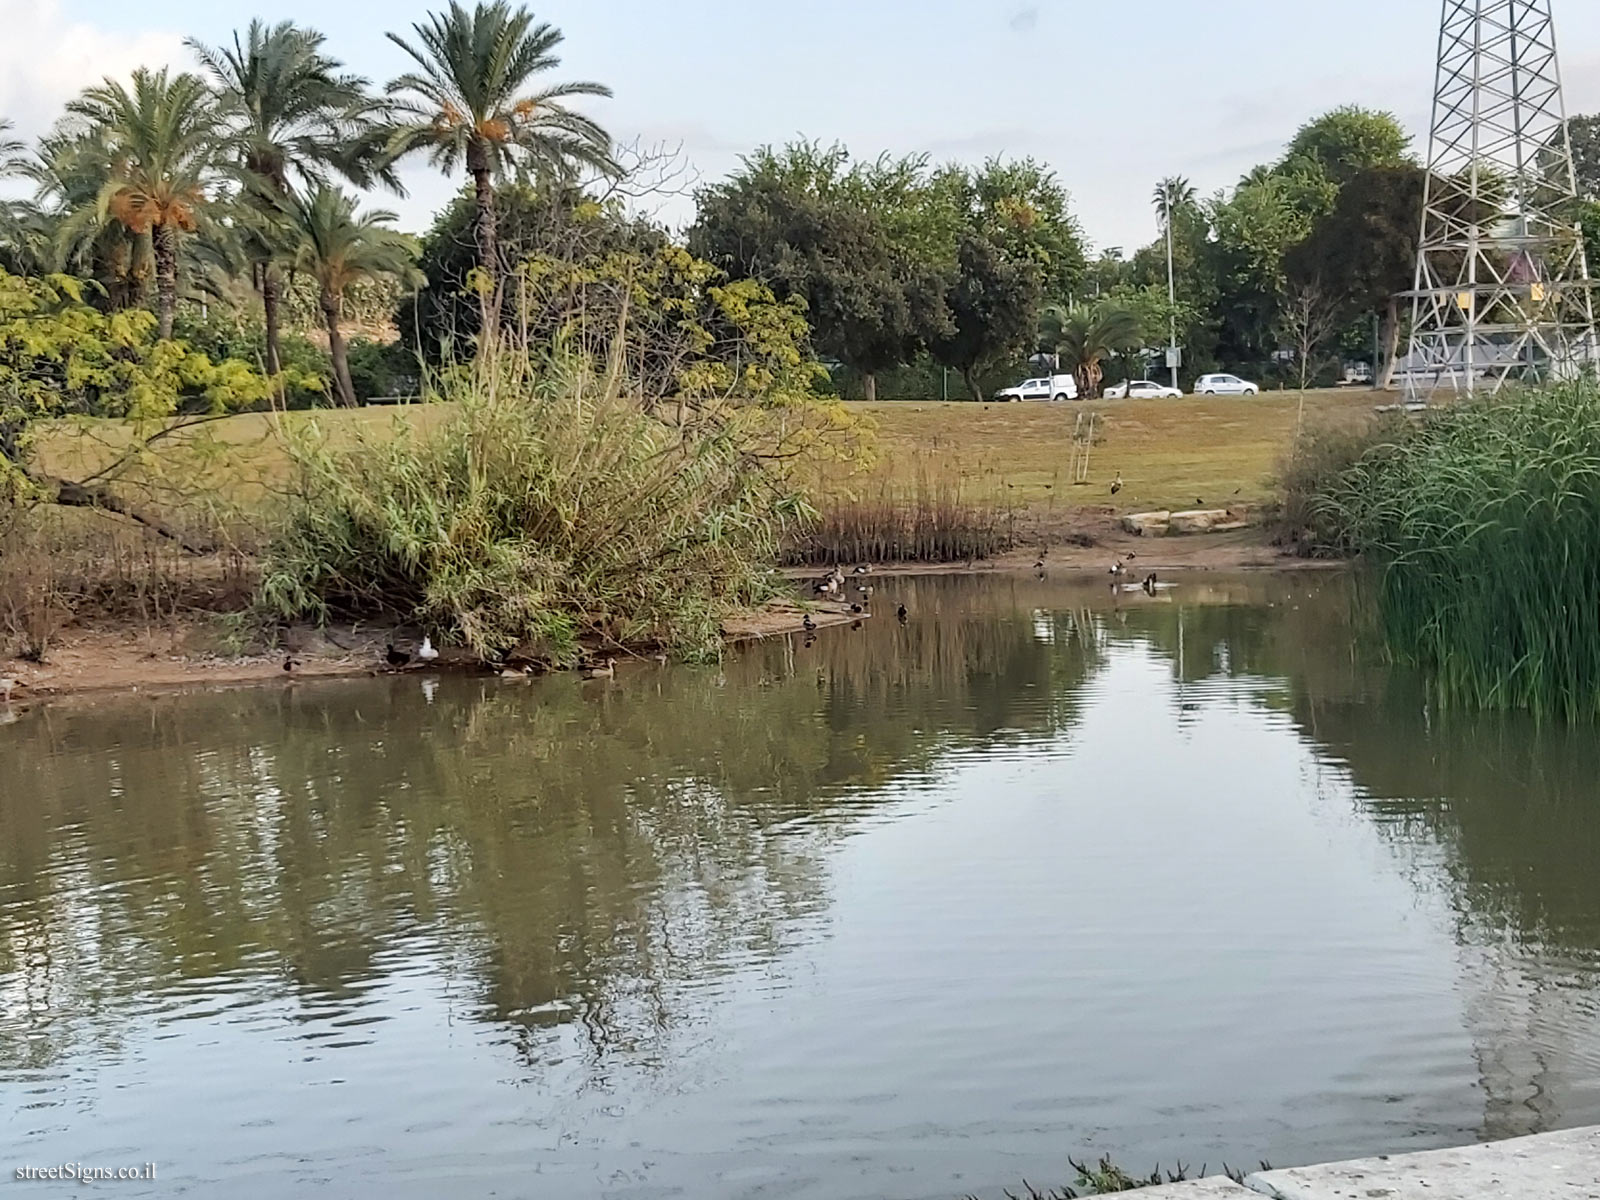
[1,529,1337,703]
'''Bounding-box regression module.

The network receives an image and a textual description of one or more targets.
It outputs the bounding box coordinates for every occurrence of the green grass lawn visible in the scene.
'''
[823,389,1381,513]
[33,387,1383,526]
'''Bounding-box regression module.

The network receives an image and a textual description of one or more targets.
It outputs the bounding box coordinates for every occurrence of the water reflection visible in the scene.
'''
[2,572,1600,1199]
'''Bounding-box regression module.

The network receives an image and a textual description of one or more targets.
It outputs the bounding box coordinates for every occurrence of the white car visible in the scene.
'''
[993,374,1079,402]
[1105,379,1183,399]
[1195,373,1260,395]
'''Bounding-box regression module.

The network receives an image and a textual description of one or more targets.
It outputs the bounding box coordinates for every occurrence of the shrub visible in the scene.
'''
[1317,382,1600,717]
[255,357,809,664]
[345,338,419,401]
[1274,410,1415,555]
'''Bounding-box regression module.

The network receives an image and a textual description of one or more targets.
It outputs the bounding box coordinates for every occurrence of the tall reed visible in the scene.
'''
[785,471,1014,566]
[1319,382,1600,718]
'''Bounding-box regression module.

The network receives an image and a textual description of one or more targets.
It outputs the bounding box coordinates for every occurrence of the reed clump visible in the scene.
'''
[1315,381,1600,718]
[786,473,1014,566]
[255,355,805,664]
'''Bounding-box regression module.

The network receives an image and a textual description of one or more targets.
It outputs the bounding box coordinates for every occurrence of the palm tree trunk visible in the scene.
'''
[262,264,283,376]
[323,290,357,408]
[470,153,499,347]
[153,223,179,340]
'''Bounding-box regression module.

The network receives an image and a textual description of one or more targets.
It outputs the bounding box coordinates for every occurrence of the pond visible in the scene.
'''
[4,573,1600,1199]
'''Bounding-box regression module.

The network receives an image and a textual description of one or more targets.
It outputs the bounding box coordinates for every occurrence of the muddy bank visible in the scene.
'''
[1,527,1337,702]
[0,601,871,702]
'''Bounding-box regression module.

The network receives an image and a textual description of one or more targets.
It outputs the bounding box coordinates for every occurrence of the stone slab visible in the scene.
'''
[1121,510,1172,536]
[1131,1180,1257,1198]
[1168,509,1233,535]
[1245,1126,1600,1199]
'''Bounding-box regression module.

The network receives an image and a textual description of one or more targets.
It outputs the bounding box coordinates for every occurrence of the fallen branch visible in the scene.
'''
[35,474,214,556]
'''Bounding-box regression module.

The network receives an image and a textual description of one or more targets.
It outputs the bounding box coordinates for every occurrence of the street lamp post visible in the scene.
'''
[1163,185,1179,391]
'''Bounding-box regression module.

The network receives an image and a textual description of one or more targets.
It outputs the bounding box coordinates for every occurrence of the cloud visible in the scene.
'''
[0,0,184,140]
[1008,6,1040,34]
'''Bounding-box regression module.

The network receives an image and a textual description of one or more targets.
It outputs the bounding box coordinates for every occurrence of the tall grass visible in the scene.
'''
[785,471,1015,565]
[1317,382,1600,718]
[0,507,254,659]
[255,354,806,664]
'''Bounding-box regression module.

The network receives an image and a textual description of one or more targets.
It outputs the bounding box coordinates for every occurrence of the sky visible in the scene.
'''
[7,0,1600,255]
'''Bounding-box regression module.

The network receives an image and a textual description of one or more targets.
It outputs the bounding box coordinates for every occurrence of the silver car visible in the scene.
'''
[1105,379,1183,399]
[1195,373,1260,395]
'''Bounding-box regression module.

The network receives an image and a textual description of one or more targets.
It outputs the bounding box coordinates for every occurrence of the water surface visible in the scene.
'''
[4,573,1600,1198]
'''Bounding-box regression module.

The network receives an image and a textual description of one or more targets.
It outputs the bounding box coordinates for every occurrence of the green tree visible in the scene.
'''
[1039,302,1141,400]
[1208,163,1338,366]
[384,1,613,315]
[272,185,421,406]
[926,233,1040,401]
[0,269,276,536]
[64,69,224,339]
[1286,165,1426,388]
[402,181,662,360]
[957,157,1087,304]
[1564,114,1600,200]
[190,20,391,375]
[1283,105,1412,186]
[690,142,948,401]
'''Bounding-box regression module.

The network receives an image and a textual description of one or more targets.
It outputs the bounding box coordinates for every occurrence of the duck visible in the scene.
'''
[897,603,908,623]
[802,613,818,633]
[850,603,866,615]
[384,644,411,669]
[583,657,617,680]
[0,677,18,702]
[417,636,440,664]
[1109,561,1127,578]
[852,564,871,576]
[1110,472,1124,496]
[282,656,299,674]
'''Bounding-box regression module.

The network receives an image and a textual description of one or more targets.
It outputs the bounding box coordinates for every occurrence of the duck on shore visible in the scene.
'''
[384,644,411,669]
[417,636,439,663]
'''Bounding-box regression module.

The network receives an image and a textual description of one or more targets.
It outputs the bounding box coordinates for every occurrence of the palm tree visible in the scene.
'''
[1040,303,1143,400]
[189,21,396,373]
[383,1,613,318]
[66,68,223,339]
[24,127,153,306]
[1152,176,1196,226]
[0,119,28,253]
[275,185,421,406]
[0,119,24,174]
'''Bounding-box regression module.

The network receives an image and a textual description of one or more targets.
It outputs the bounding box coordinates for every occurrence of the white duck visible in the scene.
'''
[417,636,440,663]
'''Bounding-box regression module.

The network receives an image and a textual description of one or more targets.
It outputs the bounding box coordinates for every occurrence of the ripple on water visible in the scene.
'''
[3,578,1600,1198]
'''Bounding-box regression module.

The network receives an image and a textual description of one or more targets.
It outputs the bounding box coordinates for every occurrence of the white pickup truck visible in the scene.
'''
[994,374,1079,402]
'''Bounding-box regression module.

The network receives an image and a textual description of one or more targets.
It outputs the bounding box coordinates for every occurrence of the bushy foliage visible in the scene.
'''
[399,183,662,359]
[1313,384,1600,717]
[172,308,330,407]
[0,269,276,489]
[256,360,807,663]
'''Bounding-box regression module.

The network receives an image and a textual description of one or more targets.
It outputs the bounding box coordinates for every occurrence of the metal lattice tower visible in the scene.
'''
[1405,0,1597,398]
